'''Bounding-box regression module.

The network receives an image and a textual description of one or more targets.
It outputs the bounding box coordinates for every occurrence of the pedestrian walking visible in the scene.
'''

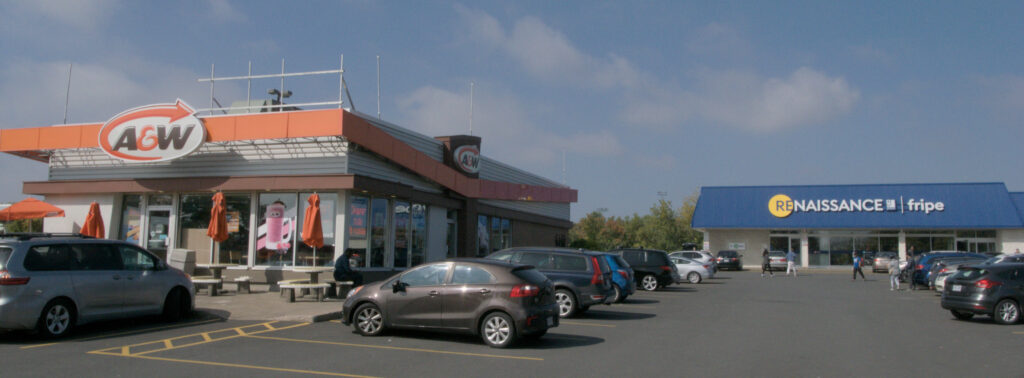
[761,248,773,278]
[852,251,866,280]
[906,246,917,290]
[888,256,900,290]
[786,249,798,277]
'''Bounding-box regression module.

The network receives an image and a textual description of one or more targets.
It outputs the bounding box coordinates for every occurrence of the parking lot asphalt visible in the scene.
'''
[3,269,1023,377]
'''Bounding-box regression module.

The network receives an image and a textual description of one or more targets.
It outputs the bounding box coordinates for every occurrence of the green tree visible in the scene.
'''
[570,190,704,252]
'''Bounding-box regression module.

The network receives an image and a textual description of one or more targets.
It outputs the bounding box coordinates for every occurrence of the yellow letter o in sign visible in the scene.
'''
[769,194,794,218]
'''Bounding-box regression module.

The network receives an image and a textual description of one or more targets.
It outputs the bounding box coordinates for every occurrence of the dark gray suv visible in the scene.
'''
[0,234,194,337]
[486,247,615,318]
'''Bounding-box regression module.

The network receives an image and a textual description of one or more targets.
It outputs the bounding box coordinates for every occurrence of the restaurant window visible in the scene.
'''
[370,198,389,268]
[178,193,252,265]
[256,193,298,266]
[348,196,369,268]
[148,194,173,206]
[411,204,427,267]
[295,192,336,267]
[501,218,511,249]
[477,215,489,256]
[119,195,142,245]
[490,217,502,252]
[393,201,410,268]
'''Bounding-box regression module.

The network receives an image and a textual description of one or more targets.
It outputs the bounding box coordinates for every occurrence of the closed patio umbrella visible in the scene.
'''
[80,202,104,238]
[301,193,324,265]
[206,192,229,263]
[0,197,65,232]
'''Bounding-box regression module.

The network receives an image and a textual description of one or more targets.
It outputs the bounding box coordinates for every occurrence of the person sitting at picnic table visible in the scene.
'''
[334,248,363,287]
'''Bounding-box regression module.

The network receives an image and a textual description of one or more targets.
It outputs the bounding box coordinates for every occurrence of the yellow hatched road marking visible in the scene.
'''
[94,353,377,377]
[243,334,544,361]
[19,318,221,350]
[559,321,616,328]
[87,321,310,357]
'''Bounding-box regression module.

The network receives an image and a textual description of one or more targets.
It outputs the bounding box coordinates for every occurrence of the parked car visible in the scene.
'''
[932,257,988,292]
[341,259,560,348]
[601,253,635,303]
[913,252,987,286]
[486,247,614,318]
[671,256,714,284]
[983,254,1024,265]
[609,248,677,291]
[716,250,743,271]
[670,251,717,273]
[872,252,898,273]
[0,234,195,338]
[768,251,788,270]
[861,252,875,267]
[941,263,1024,325]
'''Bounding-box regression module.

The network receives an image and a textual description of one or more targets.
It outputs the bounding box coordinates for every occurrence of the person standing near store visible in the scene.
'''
[888,255,900,290]
[334,248,364,293]
[761,248,774,278]
[852,251,866,281]
[785,249,798,277]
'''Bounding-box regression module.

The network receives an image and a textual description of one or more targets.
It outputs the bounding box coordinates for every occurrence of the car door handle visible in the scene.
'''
[479,289,491,294]
[429,290,440,296]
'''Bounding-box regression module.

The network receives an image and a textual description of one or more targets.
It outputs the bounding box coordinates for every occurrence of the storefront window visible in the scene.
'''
[257,193,298,266]
[808,237,827,266]
[348,196,369,268]
[854,237,878,256]
[501,218,510,249]
[932,236,954,251]
[370,198,389,267]
[119,195,142,245]
[906,237,930,255]
[830,237,853,265]
[295,192,336,267]
[490,217,502,252]
[393,201,410,268]
[148,194,173,206]
[411,204,427,266]
[879,237,898,253]
[477,215,489,256]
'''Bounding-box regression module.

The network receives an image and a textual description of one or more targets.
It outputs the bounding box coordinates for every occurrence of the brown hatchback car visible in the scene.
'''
[340,259,560,348]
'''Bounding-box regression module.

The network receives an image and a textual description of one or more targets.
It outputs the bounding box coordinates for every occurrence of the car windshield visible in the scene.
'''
[952,268,987,280]
[770,252,785,257]
[719,251,738,257]
[513,267,549,285]
[0,246,11,270]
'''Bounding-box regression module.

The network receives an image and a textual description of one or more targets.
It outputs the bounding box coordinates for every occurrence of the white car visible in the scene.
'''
[671,256,714,284]
[670,251,717,273]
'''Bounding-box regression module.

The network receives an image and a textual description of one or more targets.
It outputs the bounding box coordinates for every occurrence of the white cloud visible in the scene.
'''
[976,74,1024,119]
[207,0,246,22]
[1,0,119,30]
[849,44,893,65]
[395,85,623,170]
[458,8,858,131]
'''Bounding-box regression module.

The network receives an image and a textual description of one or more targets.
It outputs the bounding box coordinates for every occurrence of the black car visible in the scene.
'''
[716,250,743,271]
[486,247,615,318]
[941,263,1024,325]
[341,259,559,348]
[609,248,677,291]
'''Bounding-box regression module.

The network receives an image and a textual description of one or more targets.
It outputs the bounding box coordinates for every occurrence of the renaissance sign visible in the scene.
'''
[768,194,945,218]
[98,99,206,162]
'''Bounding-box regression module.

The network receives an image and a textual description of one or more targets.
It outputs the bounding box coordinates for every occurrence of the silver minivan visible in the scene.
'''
[0,235,195,337]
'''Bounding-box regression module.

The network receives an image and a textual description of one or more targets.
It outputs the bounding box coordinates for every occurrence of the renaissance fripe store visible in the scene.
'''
[691,183,1024,268]
[0,100,576,283]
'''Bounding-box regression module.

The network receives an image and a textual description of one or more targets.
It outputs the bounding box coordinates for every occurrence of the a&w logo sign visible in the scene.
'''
[98,99,206,162]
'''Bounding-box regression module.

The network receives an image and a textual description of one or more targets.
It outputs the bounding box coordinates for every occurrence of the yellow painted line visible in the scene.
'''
[243,334,544,361]
[92,353,376,377]
[614,305,656,309]
[87,321,309,357]
[132,322,309,356]
[20,318,221,350]
[560,321,616,328]
[120,346,130,356]
[329,320,342,323]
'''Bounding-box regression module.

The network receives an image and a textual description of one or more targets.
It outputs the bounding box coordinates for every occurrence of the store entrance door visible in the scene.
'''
[144,208,171,260]
[956,239,996,253]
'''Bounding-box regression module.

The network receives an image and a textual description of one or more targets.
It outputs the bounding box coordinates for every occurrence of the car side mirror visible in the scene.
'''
[392,280,405,293]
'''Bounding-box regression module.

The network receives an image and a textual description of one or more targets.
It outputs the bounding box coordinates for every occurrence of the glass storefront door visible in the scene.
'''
[145,208,171,260]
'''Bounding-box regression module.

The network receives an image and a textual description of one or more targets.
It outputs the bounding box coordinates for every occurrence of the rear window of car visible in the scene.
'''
[512,268,550,285]
[552,255,587,271]
[646,251,670,266]
[719,251,738,257]
[621,251,642,266]
[952,268,987,280]
[23,245,73,271]
[0,246,12,270]
[613,255,630,268]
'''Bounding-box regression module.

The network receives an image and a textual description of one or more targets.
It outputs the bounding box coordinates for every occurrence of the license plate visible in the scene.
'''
[952,284,962,292]
[546,317,554,326]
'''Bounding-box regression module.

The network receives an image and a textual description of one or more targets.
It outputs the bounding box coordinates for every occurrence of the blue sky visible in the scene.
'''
[1,1,1022,219]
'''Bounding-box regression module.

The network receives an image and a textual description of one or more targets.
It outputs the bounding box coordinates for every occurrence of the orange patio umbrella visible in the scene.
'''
[301,193,324,265]
[80,202,105,238]
[0,197,65,233]
[206,192,229,263]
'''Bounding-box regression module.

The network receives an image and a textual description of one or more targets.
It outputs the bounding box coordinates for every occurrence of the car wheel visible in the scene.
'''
[554,289,577,318]
[162,287,192,322]
[37,298,75,338]
[687,272,702,284]
[354,303,385,336]
[480,312,516,348]
[950,309,974,321]
[994,299,1020,325]
[640,274,658,291]
[610,285,622,303]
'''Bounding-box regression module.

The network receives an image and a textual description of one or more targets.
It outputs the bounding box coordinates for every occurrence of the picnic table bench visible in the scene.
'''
[280,283,331,302]
[192,277,223,296]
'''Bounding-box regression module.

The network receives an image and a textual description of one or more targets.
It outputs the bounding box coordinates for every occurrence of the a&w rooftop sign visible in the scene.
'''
[98,99,205,162]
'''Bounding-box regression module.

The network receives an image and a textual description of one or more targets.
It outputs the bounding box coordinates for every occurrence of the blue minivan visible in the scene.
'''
[602,253,636,303]
[913,252,987,286]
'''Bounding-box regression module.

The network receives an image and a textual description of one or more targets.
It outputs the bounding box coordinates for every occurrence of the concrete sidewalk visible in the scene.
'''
[193,283,345,323]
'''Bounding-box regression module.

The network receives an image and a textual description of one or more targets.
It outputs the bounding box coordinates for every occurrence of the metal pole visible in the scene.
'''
[246,61,252,113]
[469,81,474,135]
[377,55,381,119]
[280,59,285,112]
[339,54,344,108]
[63,63,72,124]
[209,64,215,116]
